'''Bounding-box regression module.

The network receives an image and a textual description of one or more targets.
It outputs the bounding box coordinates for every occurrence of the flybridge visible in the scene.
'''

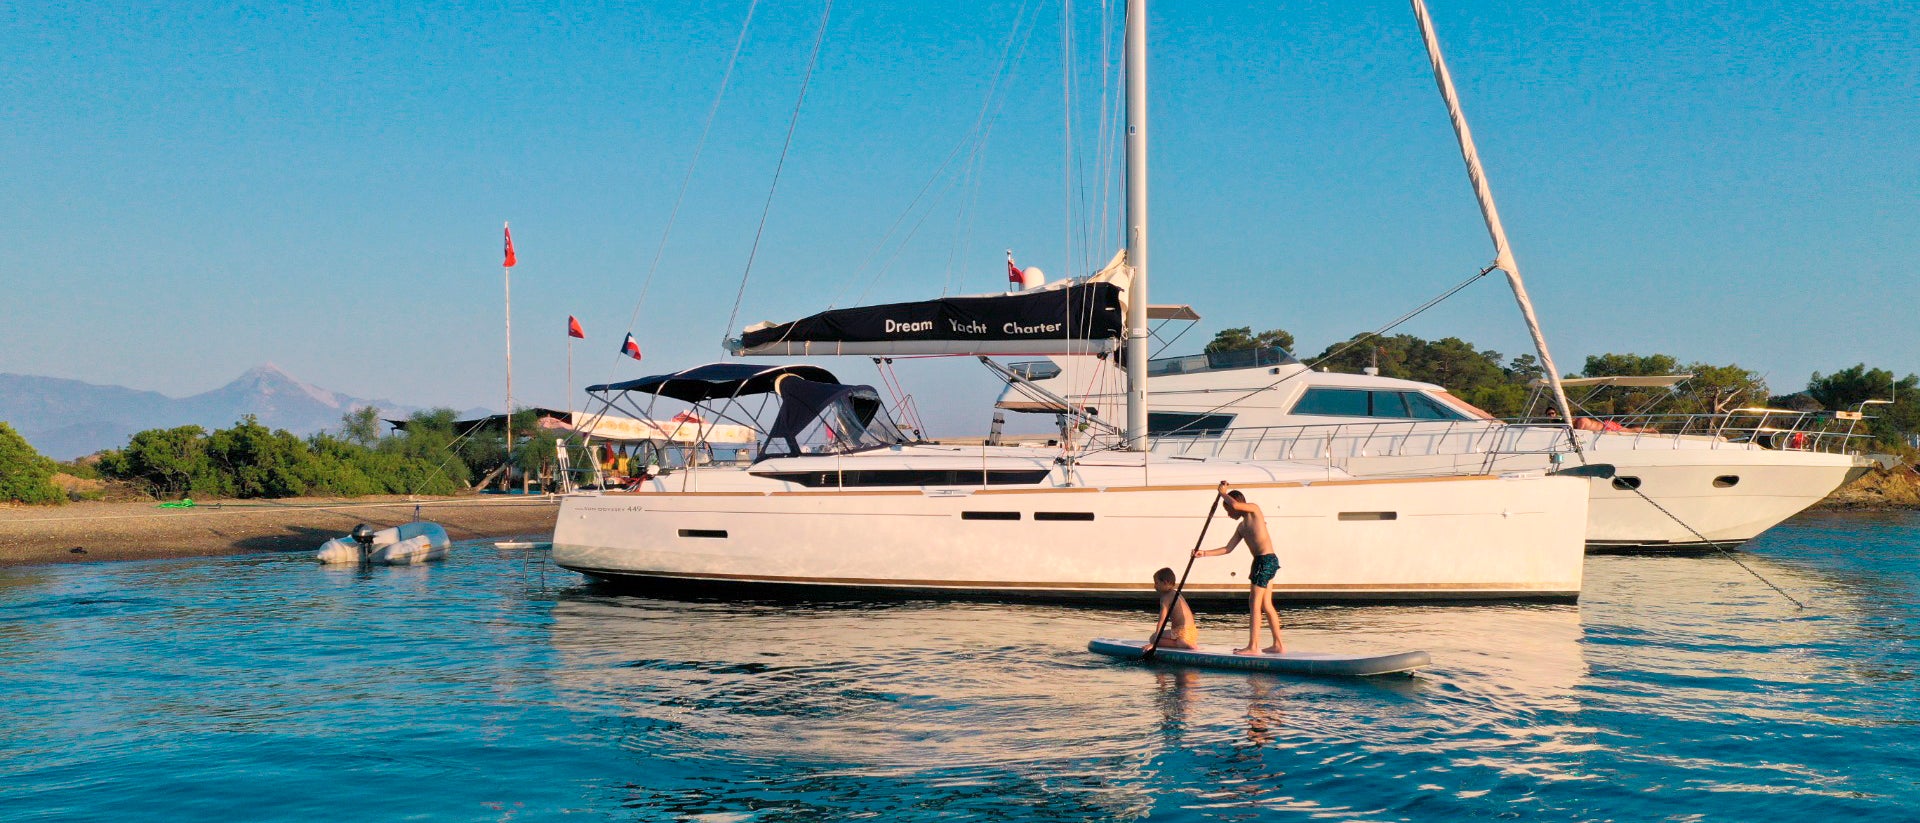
[732,280,1124,357]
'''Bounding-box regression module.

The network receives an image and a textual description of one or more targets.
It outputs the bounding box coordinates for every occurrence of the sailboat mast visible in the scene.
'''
[1122,0,1150,449]
[1409,0,1581,444]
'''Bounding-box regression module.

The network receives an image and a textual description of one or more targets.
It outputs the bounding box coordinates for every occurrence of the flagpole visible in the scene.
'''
[503,223,514,491]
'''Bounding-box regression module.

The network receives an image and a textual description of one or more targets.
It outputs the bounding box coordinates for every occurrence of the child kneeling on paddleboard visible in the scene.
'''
[1145,567,1199,652]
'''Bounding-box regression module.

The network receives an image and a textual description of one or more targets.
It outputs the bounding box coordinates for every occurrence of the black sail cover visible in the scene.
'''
[736,282,1124,356]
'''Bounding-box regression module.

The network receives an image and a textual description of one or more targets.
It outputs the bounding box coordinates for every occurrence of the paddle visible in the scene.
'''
[1144,484,1225,662]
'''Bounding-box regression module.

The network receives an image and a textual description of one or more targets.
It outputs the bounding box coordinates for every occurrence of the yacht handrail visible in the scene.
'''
[1505,411,1870,454]
[1147,420,1575,463]
[1146,411,1869,463]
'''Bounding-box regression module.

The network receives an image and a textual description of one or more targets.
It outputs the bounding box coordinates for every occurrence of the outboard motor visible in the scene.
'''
[351,523,376,564]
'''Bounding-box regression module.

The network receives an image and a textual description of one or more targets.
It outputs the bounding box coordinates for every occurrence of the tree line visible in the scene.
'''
[0,408,566,504]
[5,335,1916,504]
[1206,326,1920,453]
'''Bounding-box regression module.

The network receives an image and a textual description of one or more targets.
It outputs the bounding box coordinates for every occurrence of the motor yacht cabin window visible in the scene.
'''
[1405,392,1469,420]
[1290,388,1370,417]
[1290,388,1471,420]
[1372,391,1411,418]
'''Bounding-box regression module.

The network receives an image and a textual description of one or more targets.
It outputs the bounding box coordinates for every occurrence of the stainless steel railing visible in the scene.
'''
[1144,411,1869,464]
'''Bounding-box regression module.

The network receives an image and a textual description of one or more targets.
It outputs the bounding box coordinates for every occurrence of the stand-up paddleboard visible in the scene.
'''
[1088,638,1430,677]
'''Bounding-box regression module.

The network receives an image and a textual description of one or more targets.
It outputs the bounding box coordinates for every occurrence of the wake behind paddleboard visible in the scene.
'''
[1088,638,1430,677]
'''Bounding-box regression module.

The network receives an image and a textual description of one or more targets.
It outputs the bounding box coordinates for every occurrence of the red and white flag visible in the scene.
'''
[503,223,517,268]
[620,333,643,361]
[1006,251,1023,289]
[567,315,585,339]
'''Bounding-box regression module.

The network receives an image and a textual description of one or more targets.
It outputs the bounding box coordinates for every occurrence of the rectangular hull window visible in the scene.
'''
[677,529,728,539]
[960,511,1021,521]
[1336,512,1398,521]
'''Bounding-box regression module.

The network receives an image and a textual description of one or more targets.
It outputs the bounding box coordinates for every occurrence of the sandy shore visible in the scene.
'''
[3,464,1909,570]
[0,495,559,567]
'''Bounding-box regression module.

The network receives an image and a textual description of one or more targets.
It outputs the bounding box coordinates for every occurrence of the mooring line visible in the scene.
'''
[1623,484,1808,610]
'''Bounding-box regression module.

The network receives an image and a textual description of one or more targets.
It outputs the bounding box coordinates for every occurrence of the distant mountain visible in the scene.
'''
[0,364,472,459]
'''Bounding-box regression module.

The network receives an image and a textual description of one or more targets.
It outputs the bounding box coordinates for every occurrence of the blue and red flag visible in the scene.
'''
[620,333,643,361]
[503,223,517,268]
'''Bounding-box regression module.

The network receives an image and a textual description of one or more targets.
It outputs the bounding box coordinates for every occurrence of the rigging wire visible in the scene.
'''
[832,0,1039,306]
[833,138,975,308]
[722,0,837,346]
[742,0,1041,355]
[1092,0,1115,258]
[945,0,1045,295]
[1060,0,1080,282]
[601,0,761,387]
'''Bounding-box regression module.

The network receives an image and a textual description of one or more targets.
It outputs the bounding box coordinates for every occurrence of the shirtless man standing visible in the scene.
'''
[1192,481,1283,654]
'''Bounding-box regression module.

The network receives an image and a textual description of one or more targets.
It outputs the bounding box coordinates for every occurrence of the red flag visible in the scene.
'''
[620,333,643,361]
[503,223,517,268]
[1006,253,1023,288]
[567,315,585,339]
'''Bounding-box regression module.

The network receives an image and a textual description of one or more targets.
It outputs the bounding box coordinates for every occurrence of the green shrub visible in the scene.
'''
[96,413,473,500]
[96,425,216,498]
[0,422,65,505]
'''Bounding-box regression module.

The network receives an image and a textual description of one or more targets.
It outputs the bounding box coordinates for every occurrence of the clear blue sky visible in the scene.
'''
[3,0,1915,433]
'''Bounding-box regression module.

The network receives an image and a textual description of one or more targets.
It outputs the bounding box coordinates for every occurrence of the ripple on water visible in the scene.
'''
[0,519,1917,821]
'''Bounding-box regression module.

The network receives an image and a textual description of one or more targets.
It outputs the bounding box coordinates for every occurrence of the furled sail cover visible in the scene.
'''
[734,280,1125,356]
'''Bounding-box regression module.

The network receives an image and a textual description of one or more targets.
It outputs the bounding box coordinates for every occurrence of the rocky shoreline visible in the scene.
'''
[1813,468,1920,511]
[0,494,559,567]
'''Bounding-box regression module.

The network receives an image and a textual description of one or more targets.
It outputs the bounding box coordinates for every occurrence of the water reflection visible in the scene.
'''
[0,517,1913,821]
[542,589,1597,819]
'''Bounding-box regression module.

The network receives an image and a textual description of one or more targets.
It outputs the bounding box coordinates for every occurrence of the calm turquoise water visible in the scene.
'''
[3,512,1916,821]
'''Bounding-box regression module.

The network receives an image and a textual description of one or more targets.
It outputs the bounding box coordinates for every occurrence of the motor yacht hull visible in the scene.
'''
[1014,354,1872,551]
[1174,437,1862,551]
[553,474,1588,603]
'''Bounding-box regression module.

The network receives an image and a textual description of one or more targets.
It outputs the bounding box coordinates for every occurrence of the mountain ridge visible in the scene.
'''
[0,366,489,459]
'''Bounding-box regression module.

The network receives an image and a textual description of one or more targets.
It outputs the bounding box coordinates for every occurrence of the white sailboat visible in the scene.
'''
[551,0,1592,602]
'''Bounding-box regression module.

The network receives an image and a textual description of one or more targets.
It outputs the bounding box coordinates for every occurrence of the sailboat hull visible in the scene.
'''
[552,474,1587,603]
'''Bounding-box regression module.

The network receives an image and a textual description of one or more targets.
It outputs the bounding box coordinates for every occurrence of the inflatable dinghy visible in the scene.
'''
[1088,638,1430,677]
[315,522,452,565]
